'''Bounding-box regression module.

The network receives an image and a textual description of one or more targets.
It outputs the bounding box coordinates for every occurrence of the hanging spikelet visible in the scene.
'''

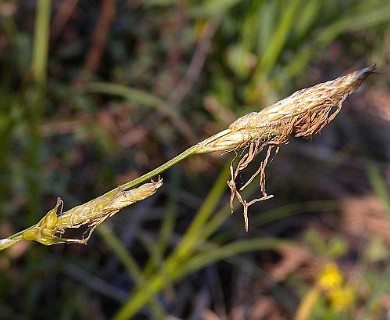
[196,65,375,231]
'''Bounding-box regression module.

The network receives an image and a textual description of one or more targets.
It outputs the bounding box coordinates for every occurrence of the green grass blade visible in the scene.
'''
[181,238,288,276]
[32,0,51,85]
[25,0,51,223]
[318,4,390,45]
[114,163,230,319]
[258,0,303,76]
[366,161,390,216]
[97,224,166,319]
[114,237,287,319]
[85,82,196,142]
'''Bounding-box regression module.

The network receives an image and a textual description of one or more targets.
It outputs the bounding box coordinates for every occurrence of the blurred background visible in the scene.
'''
[0,0,390,319]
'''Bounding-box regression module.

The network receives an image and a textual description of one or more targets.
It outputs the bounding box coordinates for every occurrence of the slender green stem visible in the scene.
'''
[0,130,228,251]
[114,238,286,320]
[110,128,231,194]
[0,227,32,250]
[114,164,230,319]
[98,224,166,319]
[105,144,201,196]
[25,0,51,224]
[32,0,51,85]
[0,236,22,250]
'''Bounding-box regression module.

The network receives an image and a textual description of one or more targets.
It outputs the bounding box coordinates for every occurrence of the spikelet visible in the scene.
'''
[22,178,163,245]
[196,66,375,231]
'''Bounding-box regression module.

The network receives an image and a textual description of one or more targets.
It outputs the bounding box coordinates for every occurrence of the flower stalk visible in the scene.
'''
[0,65,375,250]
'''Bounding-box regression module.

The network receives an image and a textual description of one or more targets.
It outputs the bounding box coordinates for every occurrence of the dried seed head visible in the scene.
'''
[197,65,375,154]
[196,66,375,231]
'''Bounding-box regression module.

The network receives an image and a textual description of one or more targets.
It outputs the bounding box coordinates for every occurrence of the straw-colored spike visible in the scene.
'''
[196,65,375,231]
[196,65,375,154]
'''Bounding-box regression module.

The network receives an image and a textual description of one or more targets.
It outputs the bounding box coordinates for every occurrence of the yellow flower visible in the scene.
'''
[328,286,355,310]
[318,263,343,290]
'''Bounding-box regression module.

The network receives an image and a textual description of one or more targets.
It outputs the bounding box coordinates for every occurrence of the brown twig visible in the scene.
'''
[167,18,221,107]
[51,0,79,42]
[75,0,116,84]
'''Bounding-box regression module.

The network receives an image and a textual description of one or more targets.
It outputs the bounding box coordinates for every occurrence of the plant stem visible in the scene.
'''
[32,0,51,85]
[0,130,229,251]
[0,228,31,250]
[110,145,198,193]
[25,0,51,224]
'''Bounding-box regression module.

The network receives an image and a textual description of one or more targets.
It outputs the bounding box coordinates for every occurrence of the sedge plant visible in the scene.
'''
[0,65,375,251]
